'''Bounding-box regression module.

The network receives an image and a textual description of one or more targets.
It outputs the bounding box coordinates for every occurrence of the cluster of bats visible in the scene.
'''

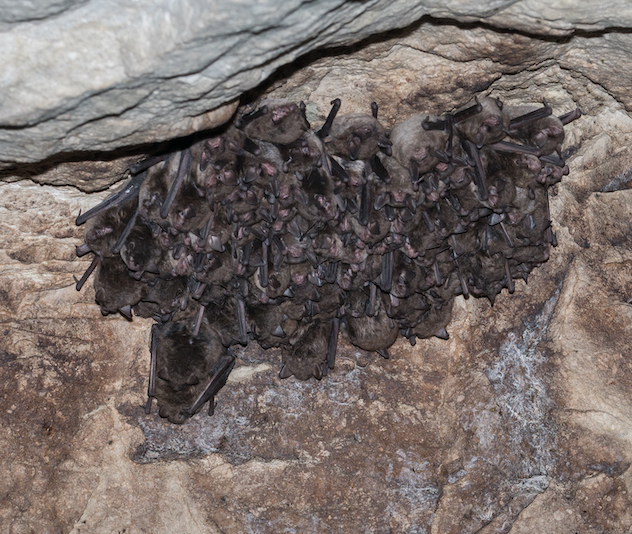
[74,93,580,423]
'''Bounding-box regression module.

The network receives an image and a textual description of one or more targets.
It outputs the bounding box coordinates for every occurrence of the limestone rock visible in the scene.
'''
[3,1,632,169]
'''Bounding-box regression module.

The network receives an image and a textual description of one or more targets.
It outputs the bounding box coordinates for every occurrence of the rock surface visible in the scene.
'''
[3,0,632,169]
[2,13,632,534]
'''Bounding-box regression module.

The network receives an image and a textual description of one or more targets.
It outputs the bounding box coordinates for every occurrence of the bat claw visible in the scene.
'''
[279,364,292,379]
[145,396,153,415]
[313,363,323,381]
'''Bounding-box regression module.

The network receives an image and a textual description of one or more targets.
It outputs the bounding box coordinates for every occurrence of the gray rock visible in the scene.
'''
[2,0,632,168]
[0,0,84,25]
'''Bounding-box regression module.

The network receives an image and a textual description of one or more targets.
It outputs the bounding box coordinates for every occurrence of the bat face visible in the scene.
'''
[238,99,309,145]
[119,220,163,274]
[163,179,211,234]
[325,113,391,161]
[75,92,577,423]
[191,130,248,199]
[84,198,138,259]
[390,114,450,177]
[456,97,509,148]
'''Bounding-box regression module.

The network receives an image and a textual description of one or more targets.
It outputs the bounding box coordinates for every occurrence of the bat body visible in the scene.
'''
[390,114,450,178]
[237,98,309,145]
[151,318,234,424]
[456,97,509,148]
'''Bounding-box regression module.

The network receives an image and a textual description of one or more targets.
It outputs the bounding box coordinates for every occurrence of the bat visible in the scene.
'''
[323,101,391,161]
[508,102,582,156]
[345,287,399,352]
[279,320,335,380]
[455,96,509,148]
[73,91,579,424]
[390,114,450,180]
[149,317,234,423]
[236,98,309,145]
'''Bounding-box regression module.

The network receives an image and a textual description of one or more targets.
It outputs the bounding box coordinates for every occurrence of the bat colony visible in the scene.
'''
[74,94,580,423]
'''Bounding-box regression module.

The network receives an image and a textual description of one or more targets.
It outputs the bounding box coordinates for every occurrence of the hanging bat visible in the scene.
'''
[508,102,582,156]
[236,98,309,145]
[455,96,509,148]
[390,113,450,181]
[148,318,234,423]
[278,318,339,381]
[323,100,391,161]
[345,287,399,353]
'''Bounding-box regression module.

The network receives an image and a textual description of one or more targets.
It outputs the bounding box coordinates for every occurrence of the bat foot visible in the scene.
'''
[435,328,449,340]
[145,396,153,414]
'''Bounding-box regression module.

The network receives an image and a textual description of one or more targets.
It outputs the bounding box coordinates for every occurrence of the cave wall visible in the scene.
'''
[2,0,632,168]
[1,2,632,533]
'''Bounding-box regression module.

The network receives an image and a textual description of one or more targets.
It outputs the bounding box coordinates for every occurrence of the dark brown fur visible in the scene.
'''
[76,92,577,423]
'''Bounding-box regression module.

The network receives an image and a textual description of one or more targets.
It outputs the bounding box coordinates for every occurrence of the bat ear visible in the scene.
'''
[200,148,211,171]
[475,131,486,149]
[347,136,361,160]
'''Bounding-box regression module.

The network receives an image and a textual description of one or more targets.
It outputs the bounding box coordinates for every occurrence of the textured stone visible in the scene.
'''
[0,1,84,25]
[3,1,632,168]
[2,14,632,534]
